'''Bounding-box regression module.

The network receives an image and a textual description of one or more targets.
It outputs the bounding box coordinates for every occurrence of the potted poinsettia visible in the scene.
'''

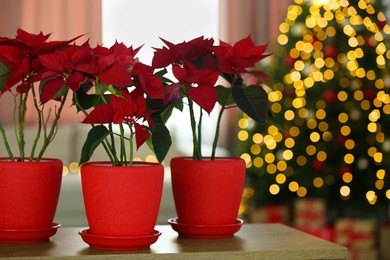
[152,35,270,238]
[0,29,82,243]
[37,40,171,250]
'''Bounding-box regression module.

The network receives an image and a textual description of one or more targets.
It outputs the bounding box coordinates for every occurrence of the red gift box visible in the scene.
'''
[293,198,326,230]
[349,247,378,260]
[250,205,290,224]
[335,218,376,249]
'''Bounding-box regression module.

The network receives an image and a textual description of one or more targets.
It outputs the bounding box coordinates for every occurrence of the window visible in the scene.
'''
[102,0,222,156]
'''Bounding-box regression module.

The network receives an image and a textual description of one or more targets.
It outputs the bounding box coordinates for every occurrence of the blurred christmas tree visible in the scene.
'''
[237,0,390,221]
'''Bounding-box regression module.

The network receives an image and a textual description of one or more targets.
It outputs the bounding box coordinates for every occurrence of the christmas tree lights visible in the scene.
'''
[238,0,390,218]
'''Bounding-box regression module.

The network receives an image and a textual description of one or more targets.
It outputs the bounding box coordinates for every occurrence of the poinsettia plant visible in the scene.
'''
[37,41,171,166]
[152,35,271,160]
[0,29,82,162]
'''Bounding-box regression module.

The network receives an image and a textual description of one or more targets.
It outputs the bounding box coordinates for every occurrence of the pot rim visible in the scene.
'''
[171,156,243,161]
[0,157,62,163]
[81,161,162,168]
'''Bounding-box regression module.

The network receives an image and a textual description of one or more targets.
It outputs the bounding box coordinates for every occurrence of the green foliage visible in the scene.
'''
[0,61,11,91]
[79,125,110,165]
[151,123,172,163]
[232,84,268,125]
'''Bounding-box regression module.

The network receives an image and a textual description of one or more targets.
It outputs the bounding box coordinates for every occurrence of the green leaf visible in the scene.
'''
[73,88,107,112]
[155,68,168,78]
[151,101,184,125]
[0,61,11,91]
[151,123,172,163]
[52,85,68,100]
[216,85,235,106]
[79,125,110,165]
[155,68,174,84]
[232,84,268,124]
[107,85,123,97]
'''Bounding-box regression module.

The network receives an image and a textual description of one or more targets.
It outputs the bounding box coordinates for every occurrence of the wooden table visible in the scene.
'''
[0,224,348,259]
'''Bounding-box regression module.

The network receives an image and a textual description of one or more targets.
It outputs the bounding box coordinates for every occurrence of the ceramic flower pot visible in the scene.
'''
[79,161,164,250]
[170,157,246,232]
[0,158,63,243]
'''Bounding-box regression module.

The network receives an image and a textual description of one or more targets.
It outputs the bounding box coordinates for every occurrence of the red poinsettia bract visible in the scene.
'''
[82,87,153,149]
[171,62,219,114]
[211,35,269,74]
[0,28,82,93]
[152,36,215,69]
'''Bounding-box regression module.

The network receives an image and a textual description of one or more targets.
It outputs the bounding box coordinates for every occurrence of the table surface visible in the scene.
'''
[0,224,348,260]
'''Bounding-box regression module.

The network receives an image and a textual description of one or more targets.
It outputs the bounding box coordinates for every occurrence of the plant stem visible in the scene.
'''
[0,123,14,161]
[18,91,29,161]
[12,94,20,156]
[211,78,237,160]
[74,92,116,165]
[129,124,134,166]
[211,104,226,160]
[30,84,43,161]
[119,123,127,166]
[187,96,201,160]
[108,123,120,165]
[197,106,203,159]
[98,87,120,166]
[36,90,68,161]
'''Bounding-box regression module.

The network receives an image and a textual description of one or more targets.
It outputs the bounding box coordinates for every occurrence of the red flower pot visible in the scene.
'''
[0,158,63,242]
[80,161,164,238]
[170,157,246,225]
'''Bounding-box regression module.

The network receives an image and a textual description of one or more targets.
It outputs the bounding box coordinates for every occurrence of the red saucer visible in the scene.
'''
[0,223,61,244]
[79,229,161,251]
[168,218,244,238]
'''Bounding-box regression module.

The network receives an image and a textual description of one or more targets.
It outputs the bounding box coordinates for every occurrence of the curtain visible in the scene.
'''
[219,0,291,44]
[0,0,102,124]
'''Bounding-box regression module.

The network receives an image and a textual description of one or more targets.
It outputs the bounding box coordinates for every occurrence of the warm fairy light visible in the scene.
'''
[342,172,353,183]
[297,187,307,197]
[377,169,385,179]
[283,150,294,160]
[306,145,317,155]
[366,190,377,205]
[340,186,350,197]
[386,190,390,199]
[62,166,69,177]
[269,184,280,195]
[313,177,324,188]
[277,161,288,171]
[238,130,249,141]
[238,118,249,129]
[253,157,264,168]
[145,155,158,163]
[376,180,384,190]
[373,152,383,163]
[289,181,299,192]
[250,144,261,155]
[241,153,252,168]
[267,164,277,174]
[276,173,287,184]
[252,133,264,144]
[345,139,355,150]
[69,162,79,173]
[344,154,355,164]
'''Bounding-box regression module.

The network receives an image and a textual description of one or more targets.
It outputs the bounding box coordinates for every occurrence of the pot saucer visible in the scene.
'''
[0,223,61,243]
[168,218,244,238]
[79,229,161,251]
